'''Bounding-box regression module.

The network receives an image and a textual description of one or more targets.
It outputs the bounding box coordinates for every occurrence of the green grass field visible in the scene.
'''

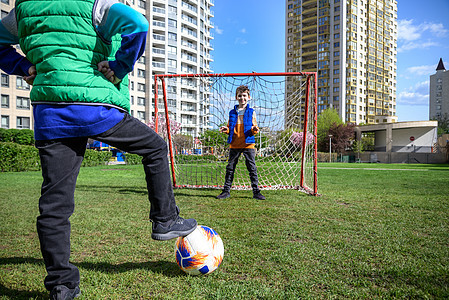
[1,163,449,299]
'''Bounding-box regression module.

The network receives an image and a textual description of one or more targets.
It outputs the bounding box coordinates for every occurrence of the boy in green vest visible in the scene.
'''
[217,85,266,200]
[0,1,196,298]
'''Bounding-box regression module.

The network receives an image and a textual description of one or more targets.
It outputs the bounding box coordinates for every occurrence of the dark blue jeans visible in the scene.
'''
[35,113,178,290]
[223,148,260,193]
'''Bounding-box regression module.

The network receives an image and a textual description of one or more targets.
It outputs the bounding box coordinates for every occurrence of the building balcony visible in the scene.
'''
[302,23,317,32]
[302,0,316,9]
[302,58,317,65]
[302,6,317,16]
[302,41,317,48]
[302,33,317,40]
[302,50,317,58]
[302,16,317,24]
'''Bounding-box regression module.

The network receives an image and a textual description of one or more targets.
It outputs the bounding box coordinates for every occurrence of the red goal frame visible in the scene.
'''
[153,72,318,196]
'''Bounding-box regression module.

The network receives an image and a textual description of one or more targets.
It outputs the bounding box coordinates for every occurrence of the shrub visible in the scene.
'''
[0,142,40,172]
[82,150,112,167]
[125,153,141,165]
[0,128,35,145]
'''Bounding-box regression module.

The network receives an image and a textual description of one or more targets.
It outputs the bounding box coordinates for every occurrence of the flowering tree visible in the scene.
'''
[147,113,181,140]
[290,131,314,148]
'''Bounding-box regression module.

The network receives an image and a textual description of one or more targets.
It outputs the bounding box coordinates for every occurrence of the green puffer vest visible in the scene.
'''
[15,0,130,112]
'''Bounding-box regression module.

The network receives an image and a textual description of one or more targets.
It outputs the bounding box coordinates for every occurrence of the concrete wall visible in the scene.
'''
[358,152,448,164]
[372,126,438,153]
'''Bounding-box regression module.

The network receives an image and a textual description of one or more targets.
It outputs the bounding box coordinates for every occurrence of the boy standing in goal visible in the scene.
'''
[217,85,266,200]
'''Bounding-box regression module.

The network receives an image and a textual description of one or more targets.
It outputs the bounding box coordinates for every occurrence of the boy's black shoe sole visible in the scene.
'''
[253,193,266,200]
[151,216,197,241]
[216,192,230,199]
[50,285,80,300]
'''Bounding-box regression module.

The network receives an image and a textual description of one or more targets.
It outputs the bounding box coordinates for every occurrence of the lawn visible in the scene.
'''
[1,163,448,299]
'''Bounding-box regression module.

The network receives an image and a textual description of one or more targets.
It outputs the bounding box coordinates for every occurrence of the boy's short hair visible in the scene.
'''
[235,85,250,98]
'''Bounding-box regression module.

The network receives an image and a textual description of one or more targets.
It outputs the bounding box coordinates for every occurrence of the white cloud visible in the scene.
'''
[398,19,448,41]
[397,19,448,52]
[397,81,429,105]
[398,20,421,41]
[398,40,438,52]
[406,64,438,76]
[215,26,224,35]
[240,28,246,34]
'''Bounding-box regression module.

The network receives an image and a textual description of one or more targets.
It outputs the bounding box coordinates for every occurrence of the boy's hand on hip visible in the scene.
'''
[98,61,121,84]
[24,65,37,85]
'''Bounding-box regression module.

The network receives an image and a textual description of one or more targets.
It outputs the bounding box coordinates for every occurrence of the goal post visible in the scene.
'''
[153,72,318,196]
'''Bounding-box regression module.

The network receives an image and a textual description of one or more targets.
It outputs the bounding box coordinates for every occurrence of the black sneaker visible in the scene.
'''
[216,191,230,199]
[151,216,197,241]
[50,285,80,300]
[253,192,266,200]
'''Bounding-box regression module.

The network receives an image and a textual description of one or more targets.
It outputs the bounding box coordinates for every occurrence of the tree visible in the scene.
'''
[173,134,193,150]
[326,123,355,154]
[432,113,449,135]
[317,108,343,151]
[352,140,364,162]
[147,113,181,139]
[199,128,228,156]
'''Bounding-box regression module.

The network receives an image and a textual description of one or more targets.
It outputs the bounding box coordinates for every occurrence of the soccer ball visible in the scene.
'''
[175,225,224,275]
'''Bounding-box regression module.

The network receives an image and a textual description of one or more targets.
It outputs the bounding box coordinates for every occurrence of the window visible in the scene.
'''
[138,83,145,92]
[168,5,177,14]
[137,69,146,78]
[334,24,340,30]
[16,76,30,90]
[137,97,145,106]
[334,42,340,48]
[168,59,177,68]
[17,116,30,129]
[168,46,177,54]
[333,60,340,66]
[1,74,9,87]
[137,111,145,120]
[1,0,10,5]
[16,96,30,109]
[168,19,177,28]
[138,56,145,64]
[168,32,177,41]
[1,94,9,108]
[1,115,9,128]
[138,0,145,9]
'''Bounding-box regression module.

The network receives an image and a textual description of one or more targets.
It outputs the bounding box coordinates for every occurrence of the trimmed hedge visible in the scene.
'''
[82,150,112,167]
[0,128,35,145]
[0,142,40,172]
[0,142,114,172]
[125,153,141,165]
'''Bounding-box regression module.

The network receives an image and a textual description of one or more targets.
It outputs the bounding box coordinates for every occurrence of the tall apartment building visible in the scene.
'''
[429,58,449,120]
[285,0,398,125]
[1,0,215,137]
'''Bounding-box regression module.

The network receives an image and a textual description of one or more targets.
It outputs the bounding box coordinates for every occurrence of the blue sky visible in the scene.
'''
[212,0,449,122]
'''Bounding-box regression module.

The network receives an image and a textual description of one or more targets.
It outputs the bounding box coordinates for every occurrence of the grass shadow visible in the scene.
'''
[75,184,147,195]
[0,256,183,278]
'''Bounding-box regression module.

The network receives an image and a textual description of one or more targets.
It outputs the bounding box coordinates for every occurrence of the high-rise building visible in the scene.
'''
[429,58,449,120]
[0,0,215,137]
[285,0,398,125]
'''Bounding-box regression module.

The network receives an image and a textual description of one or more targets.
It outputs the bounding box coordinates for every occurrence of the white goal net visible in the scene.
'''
[153,72,318,195]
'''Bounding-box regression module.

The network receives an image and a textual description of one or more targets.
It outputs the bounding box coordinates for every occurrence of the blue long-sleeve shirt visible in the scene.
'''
[0,0,148,140]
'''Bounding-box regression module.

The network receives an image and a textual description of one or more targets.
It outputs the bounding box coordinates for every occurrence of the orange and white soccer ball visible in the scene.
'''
[175,225,224,275]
